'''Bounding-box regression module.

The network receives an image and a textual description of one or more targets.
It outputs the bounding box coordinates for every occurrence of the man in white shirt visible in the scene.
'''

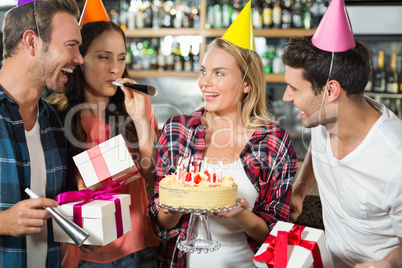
[282,35,402,268]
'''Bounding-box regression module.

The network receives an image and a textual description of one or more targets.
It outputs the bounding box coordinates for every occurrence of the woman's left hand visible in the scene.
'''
[115,78,148,120]
[211,198,250,218]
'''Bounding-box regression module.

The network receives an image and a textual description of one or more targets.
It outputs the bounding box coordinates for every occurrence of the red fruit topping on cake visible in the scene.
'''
[213,173,217,183]
[194,174,202,184]
[204,170,211,180]
[185,173,192,182]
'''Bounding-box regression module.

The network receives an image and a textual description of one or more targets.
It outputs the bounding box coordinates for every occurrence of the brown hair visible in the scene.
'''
[282,35,371,97]
[2,0,79,59]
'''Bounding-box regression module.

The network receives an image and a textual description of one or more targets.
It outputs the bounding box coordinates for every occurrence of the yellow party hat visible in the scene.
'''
[79,0,110,26]
[222,0,255,51]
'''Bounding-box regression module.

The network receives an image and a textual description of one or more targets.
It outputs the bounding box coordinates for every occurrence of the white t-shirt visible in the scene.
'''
[311,97,402,267]
[25,116,47,268]
[187,159,258,268]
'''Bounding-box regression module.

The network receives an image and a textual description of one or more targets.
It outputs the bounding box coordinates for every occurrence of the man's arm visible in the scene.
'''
[289,144,317,222]
[0,198,58,237]
[354,237,402,268]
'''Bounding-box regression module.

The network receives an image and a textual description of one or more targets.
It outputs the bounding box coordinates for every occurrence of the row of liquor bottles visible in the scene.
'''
[207,0,328,30]
[117,0,201,30]
[367,50,402,94]
[125,37,201,72]
[112,0,327,30]
[125,37,288,74]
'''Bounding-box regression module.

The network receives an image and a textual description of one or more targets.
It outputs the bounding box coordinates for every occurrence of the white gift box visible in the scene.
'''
[73,134,141,189]
[53,194,131,246]
[253,221,332,268]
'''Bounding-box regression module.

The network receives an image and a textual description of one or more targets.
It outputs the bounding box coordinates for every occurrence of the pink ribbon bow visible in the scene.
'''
[252,224,323,268]
[56,182,125,238]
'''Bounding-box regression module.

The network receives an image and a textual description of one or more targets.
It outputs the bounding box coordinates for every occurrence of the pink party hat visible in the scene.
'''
[17,0,37,6]
[79,0,110,26]
[311,0,355,52]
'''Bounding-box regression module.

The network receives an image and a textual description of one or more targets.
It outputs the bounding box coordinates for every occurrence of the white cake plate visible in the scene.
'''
[159,202,241,254]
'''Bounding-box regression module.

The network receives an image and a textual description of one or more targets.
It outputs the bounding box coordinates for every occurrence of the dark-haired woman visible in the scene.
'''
[47,20,158,268]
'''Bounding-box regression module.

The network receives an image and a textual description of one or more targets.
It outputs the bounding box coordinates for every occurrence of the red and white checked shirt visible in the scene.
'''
[148,108,298,268]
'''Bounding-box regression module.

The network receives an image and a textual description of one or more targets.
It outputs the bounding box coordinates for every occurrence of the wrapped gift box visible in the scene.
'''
[252,221,332,268]
[53,194,131,246]
[73,134,141,189]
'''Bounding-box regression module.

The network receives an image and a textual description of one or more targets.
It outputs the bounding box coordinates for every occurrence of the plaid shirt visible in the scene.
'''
[148,108,297,268]
[0,87,67,267]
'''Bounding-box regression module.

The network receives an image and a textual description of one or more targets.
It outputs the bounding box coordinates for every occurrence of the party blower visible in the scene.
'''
[112,81,158,97]
[25,188,89,247]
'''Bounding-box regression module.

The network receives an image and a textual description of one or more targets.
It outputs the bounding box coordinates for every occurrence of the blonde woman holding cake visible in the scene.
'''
[147,2,298,267]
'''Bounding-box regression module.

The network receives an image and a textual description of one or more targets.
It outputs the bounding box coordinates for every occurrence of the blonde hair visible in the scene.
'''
[207,38,274,127]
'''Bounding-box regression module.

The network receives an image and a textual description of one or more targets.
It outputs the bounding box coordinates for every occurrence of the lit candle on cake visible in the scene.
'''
[210,170,213,184]
[218,162,223,182]
[177,156,181,180]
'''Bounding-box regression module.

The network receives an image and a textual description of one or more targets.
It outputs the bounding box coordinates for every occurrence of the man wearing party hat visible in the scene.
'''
[0,0,83,267]
[282,0,402,267]
[147,1,297,267]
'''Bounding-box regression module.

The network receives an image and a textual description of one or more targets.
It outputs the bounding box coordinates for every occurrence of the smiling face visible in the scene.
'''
[38,11,83,93]
[283,65,326,128]
[81,29,126,102]
[198,46,248,115]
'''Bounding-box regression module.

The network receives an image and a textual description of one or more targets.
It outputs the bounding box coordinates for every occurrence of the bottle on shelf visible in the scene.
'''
[292,0,304,28]
[174,42,183,72]
[181,41,192,72]
[135,5,145,29]
[281,0,293,29]
[272,0,282,29]
[222,0,232,28]
[143,0,153,28]
[253,0,263,29]
[310,0,326,29]
[127,0,137,30]
[173,1,183,29]
[231,0,242,23]
[109,9,119,25]
[162,0,173,28]
[205,1,214,29]
[262,0,273,28]
[190,0,200,28]
[372,50,386,93]
[262,45,276,74]
[131,42,141,70]
[385,51,399,94]
[149,38,159,70]
[141,40,151,70]
[125,44,133,69]
[192,44,200,72]
[302,0,313,30]
[157,43,166,71]
[119,0,129,30]
[182,1,191,28]
[213,0,223,29]
[152,0,162,30]
[272,47,285,74]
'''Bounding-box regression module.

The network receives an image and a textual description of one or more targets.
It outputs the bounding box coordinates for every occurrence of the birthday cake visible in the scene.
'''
[159,169,238,210]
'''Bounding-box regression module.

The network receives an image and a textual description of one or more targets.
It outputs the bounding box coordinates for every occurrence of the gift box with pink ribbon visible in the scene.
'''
[252,221,332,268]
[52,182,131,246]
[73,134,141,189]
